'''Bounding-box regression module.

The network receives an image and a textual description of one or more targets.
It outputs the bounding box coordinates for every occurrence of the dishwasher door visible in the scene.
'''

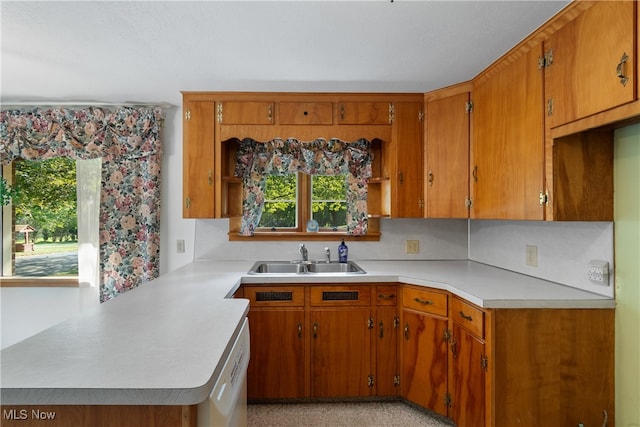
[198,317,250,427]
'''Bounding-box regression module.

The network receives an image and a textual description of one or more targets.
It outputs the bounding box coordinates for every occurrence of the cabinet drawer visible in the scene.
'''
[310,285,371,307]
[376,285,397,306]
[217,101,274,124]
[337,102,390,125]
[244,286,304,307]
[451,297,484,339]
[279,102,333,125]
[402,286,447,316]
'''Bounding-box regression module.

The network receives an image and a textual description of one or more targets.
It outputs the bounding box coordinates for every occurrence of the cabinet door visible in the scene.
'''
[425,92,470,218]
[471,42,545,220]
[401,310,448,417]
[279,102,333,125]
[545,1,636,128]
[310,308,372,398]
[247,309,305,399]
[337,102,390,125]
[391,102,424,218]
[183,101,215,218]
[376,306,398,397]
[217,101,274,124]
[449,323,486,427]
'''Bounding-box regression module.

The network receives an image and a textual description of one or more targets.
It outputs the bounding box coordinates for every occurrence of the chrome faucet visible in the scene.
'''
[324,247,331,263]
[299,244,308,262]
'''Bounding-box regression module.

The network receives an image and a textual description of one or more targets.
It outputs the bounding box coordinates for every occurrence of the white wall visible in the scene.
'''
[194,218,468,262]
[469,220,614,297]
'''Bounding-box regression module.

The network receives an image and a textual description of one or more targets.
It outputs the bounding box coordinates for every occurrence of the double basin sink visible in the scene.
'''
[248,260,366,275]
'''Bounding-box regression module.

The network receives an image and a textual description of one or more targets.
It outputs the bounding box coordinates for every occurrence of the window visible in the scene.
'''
[257,173,347,233]
[1,158,101,287]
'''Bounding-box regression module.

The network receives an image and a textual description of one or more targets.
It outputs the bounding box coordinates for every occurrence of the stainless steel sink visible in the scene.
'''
[247,261,366,275]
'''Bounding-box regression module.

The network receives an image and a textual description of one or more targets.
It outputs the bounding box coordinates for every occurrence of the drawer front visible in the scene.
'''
[376,285,398,306]
[278,102,333,125]
[337,102,390,125]
[218,101,274,124]
[310,285,371,307]
[451,297,484,339]
[402,286,447,316]
[244,286,305,307]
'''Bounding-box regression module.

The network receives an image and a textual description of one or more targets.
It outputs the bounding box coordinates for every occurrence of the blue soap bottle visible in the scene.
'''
[338,239,348,263]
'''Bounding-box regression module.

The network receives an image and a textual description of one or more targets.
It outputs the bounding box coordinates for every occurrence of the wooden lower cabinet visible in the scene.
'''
[243,286,305,400]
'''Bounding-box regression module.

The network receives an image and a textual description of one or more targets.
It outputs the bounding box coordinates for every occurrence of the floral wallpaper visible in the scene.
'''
[0,107,163,302]
[235,137,372,236]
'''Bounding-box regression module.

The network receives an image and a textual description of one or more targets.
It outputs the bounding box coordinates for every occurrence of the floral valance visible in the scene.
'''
[234,137,372,236]
[0,107,163,164]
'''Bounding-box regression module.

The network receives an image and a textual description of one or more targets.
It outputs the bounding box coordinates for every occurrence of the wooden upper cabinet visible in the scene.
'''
[183,101,215,218]
[425,91,470,219]
[217,101,274,124]
[391,102,424,218]
[471,41,545,220]
[544,1,636,128]
[337,102,391,125]
[279,102,333,125]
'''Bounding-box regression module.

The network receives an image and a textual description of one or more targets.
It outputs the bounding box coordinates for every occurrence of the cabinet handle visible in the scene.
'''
[208,170,213,186]
[378,293,396,300]
[459,311,473,322]
[428,171,434,186]
[399,171,404,185]
[379,321,384,339]
[313,322,318,339]
[472,165,478,182]
[450,337,458,359]
[414,297,433,306]
[339,104,345,121]
[297,322,302,339]
[617,52,629,87]
[267,104,273,122]
[404,323,410,341]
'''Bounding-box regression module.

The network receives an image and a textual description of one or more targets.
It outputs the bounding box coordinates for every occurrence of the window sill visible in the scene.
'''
[228,232,381,242]
[0,277,79,287]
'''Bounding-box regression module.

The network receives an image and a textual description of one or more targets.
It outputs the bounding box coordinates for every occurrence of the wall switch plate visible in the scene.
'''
[526,245,538,267]
[587,260,609,285]
[405,240,420,254]
[176,239,185,253]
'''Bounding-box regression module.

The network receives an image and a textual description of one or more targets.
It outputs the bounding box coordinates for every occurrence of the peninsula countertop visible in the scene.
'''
[0,259,614,406]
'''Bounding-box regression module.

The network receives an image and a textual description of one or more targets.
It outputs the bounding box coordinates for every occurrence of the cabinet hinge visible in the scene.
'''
[538,49,553,70]
[368,375,375,388]
[217,103,223,123]
[539,190,549,207]
[465,101,473,113]
[393,316,400,329]
[465,197,473,208]
[388,103,395,124]
[443,328,452,342]
[443,393,452,408]
[418,110,425,122]
[481,354,489,372]
[547,98,554,116]
[185,197,191,209]
[184,109,191,121]
[393,375,400,386]
[368,317,375,329]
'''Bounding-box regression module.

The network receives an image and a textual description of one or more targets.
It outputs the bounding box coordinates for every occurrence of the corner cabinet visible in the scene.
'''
[471,39,545,220]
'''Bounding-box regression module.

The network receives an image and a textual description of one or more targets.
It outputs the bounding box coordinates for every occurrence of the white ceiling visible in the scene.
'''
[1,0,570,106]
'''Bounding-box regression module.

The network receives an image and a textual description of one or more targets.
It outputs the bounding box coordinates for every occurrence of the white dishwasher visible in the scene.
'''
[198,317,250,427]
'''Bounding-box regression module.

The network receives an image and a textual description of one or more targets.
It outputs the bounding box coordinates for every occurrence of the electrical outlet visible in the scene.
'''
[525,245,538,267]
[405,240,420,254]
[587,260,609,285]
[176,239,185,253]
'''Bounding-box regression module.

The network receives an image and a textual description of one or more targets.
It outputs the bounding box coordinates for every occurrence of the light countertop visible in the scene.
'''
[0,259,614,406]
